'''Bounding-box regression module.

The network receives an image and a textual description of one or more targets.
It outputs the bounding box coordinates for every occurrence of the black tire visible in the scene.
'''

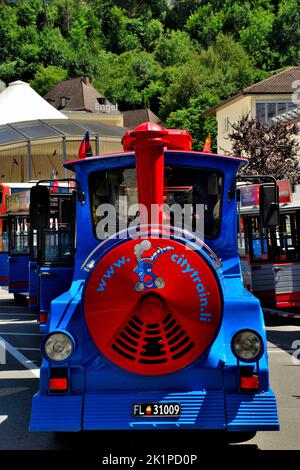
[224,431,257,443]
[13,293,27,306]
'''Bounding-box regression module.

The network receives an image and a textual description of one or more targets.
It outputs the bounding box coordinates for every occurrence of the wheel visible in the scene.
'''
[13,293,27,306]
[224,431,257,443]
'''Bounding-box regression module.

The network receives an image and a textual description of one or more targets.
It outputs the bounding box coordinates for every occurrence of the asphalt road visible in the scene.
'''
[0,287,299,451]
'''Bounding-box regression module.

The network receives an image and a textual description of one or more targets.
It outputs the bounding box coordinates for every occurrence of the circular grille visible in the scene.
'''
[84,237,222,375]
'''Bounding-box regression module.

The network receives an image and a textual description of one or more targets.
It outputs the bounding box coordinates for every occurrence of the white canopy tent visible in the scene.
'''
[0,80,67,125]
[0,80,125,182]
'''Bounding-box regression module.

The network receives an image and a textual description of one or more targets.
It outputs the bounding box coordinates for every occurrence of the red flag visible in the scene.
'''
[78,131,93,159]
[202,134,212,153]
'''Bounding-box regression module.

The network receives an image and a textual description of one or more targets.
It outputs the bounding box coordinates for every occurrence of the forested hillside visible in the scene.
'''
[0,0,299,147]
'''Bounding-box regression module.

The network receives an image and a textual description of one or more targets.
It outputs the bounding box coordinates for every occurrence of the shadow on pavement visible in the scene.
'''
[265,327,300,357]
[53,429,259,451]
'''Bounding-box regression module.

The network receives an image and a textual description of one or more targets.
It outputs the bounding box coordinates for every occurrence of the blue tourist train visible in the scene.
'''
[29,122,279,440]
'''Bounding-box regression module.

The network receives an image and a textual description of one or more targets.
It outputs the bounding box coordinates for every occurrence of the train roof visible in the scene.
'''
[65,121,247,171]
[0,182,36,188]
[65,149,247,170]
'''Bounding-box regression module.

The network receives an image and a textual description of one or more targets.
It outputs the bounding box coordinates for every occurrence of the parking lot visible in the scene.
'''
[0,287,299,451]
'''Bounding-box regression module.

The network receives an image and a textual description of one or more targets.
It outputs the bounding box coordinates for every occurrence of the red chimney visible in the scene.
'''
[122,122,167,226]
[82,76,90,86]
[121,122,193,228]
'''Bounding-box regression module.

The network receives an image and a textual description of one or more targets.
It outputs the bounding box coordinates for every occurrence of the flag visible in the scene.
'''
[50,168,58,193]
[78,131,93,159]
[202,134,212,153]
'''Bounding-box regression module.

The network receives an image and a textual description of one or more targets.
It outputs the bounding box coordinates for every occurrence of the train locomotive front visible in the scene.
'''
[30,123,279,435]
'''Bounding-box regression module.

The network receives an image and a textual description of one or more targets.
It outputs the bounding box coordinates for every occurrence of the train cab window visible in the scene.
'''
[89,168,138,239]
[164,166,223,238]
[89,166,223,239]
[43,229,73,264]
[243,212,300,262]
[40,195,75,266]
[0,217,9,253]
[9,216,30,255]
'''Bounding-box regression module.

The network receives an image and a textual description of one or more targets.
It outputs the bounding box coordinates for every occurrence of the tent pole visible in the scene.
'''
[96,136,100,155]
[62,137,67,177]
[27,141,31,181]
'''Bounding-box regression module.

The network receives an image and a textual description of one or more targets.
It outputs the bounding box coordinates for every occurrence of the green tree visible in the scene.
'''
[154,30,195,66]
[0,4,20,62]
[30,65,68,96]
[15,0,43,28]
[166,95,218,150]
[198,35,266,99]
[101,5,142,53]
[39,27,72,68]
[165,0,202,29]
[0,79,6,92]
[160,35,262,120]
[111,1,168,19]
[143,18,164,51]
[100,50,162,109]
[185,4,225,47]
[17,26,41,78]
[159,60,203,118]
[273,0,300,66]
[239,8,275,69]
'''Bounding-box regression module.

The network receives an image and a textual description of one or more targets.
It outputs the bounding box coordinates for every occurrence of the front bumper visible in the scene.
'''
[30,390,279,432]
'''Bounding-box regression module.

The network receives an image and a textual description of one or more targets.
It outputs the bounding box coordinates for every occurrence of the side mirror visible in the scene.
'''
[259,184,279,228]
[30,186,50,229]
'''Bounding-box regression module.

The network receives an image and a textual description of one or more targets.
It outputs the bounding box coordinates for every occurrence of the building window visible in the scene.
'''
[59,96,69,109]
[97,97,106,106]
[256,100,297,122]
[223,116,230,133]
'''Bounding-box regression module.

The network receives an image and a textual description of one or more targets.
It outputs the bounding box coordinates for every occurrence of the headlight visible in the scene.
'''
[231,330,263,362]
[42,332,74,362]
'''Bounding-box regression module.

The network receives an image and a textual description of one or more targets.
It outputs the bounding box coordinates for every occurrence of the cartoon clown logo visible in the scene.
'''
[133,240,174,291]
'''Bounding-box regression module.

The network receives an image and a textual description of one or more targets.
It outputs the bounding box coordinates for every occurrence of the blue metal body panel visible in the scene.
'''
[29,260,38,312]
[8,255,29,294]
[30,389,278,432]
[225,391,279,431]
[0,252,9,286]
[30,150,279,432]
[39,266,74,314]
[38,265,74,331]
[83,391,225,430]
[30,394,82,432]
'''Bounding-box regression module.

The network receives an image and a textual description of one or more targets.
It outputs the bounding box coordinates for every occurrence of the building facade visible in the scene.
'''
[204,67,300,155]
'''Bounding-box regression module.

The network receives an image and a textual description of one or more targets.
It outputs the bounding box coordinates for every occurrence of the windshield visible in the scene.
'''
[89,165,223,240]
[9,215,30,255]
[34,195,75,266]
[242,211,300,262]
